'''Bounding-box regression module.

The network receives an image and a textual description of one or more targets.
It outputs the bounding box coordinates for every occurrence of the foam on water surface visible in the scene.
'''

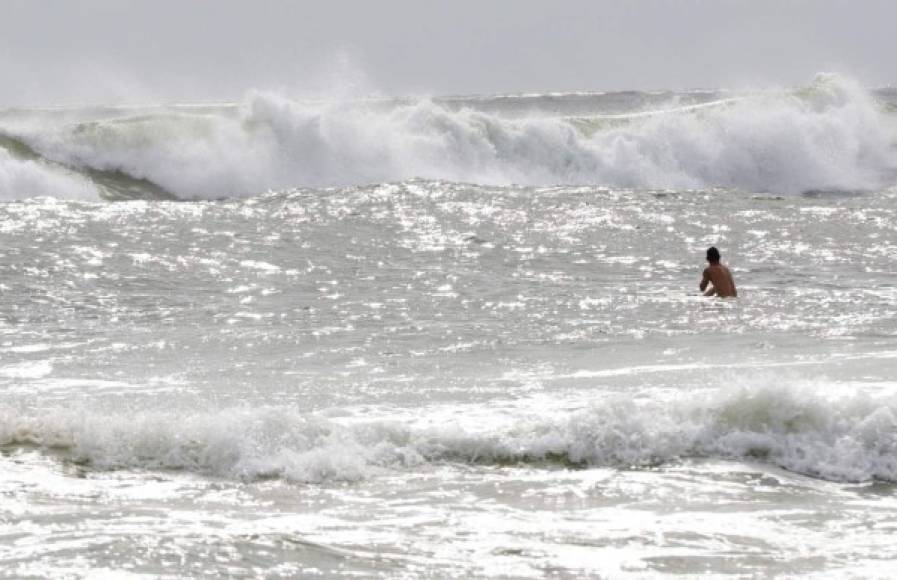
[4,378,897,484]
[1,74,895,200]
[2,77,897,576]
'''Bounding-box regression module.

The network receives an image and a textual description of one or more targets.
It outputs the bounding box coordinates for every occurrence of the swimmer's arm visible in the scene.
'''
[699,269,717,296]
[699,269,711,293]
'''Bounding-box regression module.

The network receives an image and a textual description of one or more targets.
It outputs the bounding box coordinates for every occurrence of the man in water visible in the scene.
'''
[699,247,737,297]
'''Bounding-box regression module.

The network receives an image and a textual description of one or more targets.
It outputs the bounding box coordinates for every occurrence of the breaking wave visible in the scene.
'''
[0,74,895,200]
[3,383,897,484]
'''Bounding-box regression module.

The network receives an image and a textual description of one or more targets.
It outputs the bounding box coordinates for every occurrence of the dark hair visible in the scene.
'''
[706,247,720,262]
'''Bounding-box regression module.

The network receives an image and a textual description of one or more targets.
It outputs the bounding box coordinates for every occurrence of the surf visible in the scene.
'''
[3,380,897,484]
[0,74,894,200]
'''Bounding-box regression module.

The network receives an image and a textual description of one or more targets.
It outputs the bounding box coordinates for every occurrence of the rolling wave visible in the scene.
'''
[1,74,895,200]
[0,131,174,200]
[3,382,897,484]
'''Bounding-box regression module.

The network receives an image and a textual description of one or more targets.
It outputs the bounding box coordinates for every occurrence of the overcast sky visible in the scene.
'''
[2,0,895,105]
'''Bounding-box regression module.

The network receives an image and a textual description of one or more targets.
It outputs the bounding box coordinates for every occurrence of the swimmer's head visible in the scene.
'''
[706,247,720,263]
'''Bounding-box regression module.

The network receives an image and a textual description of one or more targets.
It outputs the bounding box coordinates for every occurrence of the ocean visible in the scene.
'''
[1,73,896,577]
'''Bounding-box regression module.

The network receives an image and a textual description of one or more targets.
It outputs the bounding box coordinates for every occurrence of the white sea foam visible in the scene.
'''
[2,74,894,199]
[0,148,100,200]
[3,382,897,483]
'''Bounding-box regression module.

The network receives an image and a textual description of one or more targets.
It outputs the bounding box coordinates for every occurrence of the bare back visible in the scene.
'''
[700,263,737,297]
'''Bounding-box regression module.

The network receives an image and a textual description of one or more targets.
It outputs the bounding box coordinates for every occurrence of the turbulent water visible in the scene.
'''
[2,74,897,577]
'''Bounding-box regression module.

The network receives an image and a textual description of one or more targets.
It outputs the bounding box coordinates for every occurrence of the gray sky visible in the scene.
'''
[1,0,895,105]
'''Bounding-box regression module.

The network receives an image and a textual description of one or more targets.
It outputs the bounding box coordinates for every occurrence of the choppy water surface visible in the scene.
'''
[2,74,897,577]
[2,181,897,577]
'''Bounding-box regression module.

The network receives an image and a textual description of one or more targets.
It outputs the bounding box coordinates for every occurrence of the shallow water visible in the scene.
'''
[3,73,897,576]
[2,180,897,577]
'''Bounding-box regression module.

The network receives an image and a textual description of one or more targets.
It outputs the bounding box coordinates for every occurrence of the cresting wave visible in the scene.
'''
[0,74,895,200]
[3,383,897,483]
